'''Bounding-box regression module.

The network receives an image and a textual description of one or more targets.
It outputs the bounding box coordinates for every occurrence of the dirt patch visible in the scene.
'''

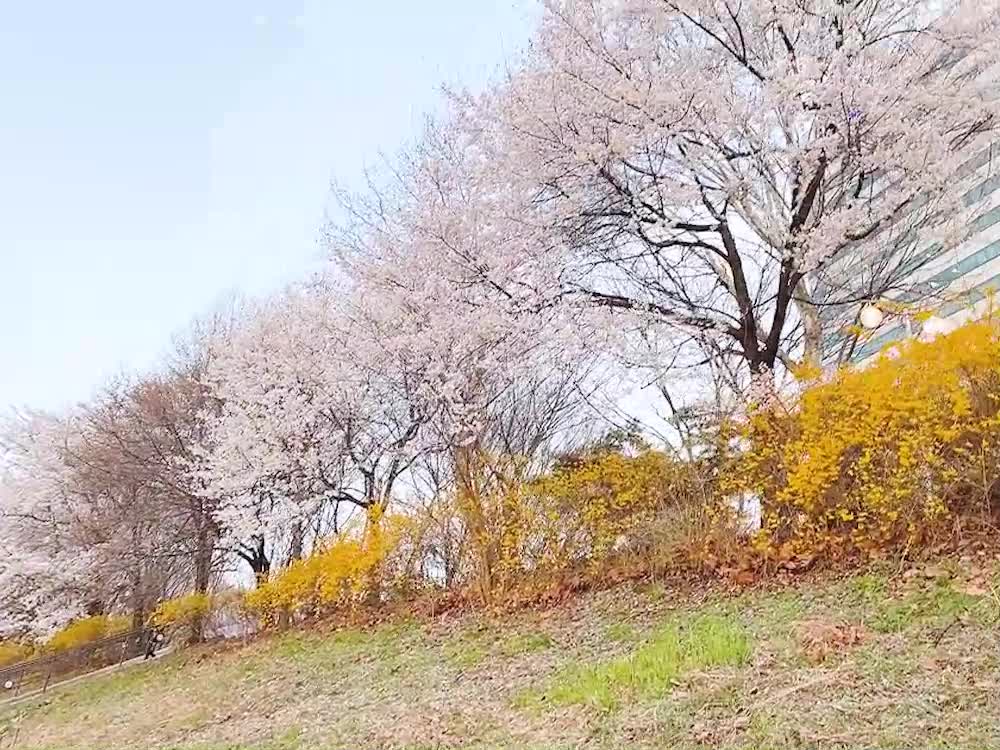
[794,619,869,664]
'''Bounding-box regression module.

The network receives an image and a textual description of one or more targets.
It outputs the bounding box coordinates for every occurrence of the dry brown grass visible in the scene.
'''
[1,556,998,750]
[793,618,869,664]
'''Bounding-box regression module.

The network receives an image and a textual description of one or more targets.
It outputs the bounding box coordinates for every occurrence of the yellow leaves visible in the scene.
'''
[739,317,1000,556]
[45,615,131,652]
[791,360,823,384]
[245,505,402,617]
[0,640,33,667]
[151,593,213,629]
[525,450,676,559]
[834,508,855,522]
[454,446,715,595]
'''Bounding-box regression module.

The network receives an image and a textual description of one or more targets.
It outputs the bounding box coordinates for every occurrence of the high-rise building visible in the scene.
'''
[822,138,1000,363]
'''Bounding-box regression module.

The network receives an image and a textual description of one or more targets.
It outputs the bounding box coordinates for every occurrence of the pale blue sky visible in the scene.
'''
[0,1,535,411]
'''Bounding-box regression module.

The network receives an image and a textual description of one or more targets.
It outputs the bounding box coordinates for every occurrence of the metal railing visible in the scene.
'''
[0,627,152,700]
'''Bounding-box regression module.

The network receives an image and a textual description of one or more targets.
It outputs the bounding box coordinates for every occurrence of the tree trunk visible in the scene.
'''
[129,522,147,630]
[794,278,823,367]
[246,535,271,586]
[363,499,386,609]
[278,523,304,629]
[189,523,213,644]
[288,522,304,564]
[129,561,146,631]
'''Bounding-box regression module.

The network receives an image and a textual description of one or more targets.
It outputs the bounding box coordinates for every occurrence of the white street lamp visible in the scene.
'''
[859,303,885,330]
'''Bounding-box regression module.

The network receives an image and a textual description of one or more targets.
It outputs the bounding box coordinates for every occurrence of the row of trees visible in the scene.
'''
[0,323,225,634]
[4,0,1000,637]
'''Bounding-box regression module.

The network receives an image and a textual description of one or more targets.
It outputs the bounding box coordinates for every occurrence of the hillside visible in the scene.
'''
[2,559,999,750]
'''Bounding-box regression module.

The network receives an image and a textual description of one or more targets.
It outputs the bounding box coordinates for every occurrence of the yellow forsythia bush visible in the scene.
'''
[741,318,1000,557]
[529,450,689,557]
[245,505,404,618]
[150,592,214,630]
[0,640,33,667]
[45,614,131,652]
[486,449,711,584]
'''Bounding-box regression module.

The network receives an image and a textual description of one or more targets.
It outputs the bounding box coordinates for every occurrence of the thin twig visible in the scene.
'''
[932,615,965,647]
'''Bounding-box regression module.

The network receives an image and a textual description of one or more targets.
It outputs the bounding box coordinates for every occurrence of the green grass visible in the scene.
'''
[445,638,490,667]
[443,625,494,667]
[871,579,991,633]
[498,631,553,657]
[445,626,554,667]
[603,622,639,643]
[526,614,750,711]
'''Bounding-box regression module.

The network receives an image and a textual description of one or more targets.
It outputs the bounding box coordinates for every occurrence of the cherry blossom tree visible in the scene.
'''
[325,110,622,597]
[80,375,221,616]
[466,0,1000,378]
[0,376,223,637]
[0,329,231,637]
[0,411,96,636]
[201,283,443,581]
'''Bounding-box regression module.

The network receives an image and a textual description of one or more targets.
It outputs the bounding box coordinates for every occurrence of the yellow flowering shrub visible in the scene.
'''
[245,505,405,619]
[740,318,1000,557]
[527,450,693,561]
[458,448,719,596]
[0,640,33,667]
[45,614,131,652]
[150,592,214,630]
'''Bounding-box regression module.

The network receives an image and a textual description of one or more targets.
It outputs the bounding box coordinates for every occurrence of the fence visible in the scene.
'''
[0,627,152,700]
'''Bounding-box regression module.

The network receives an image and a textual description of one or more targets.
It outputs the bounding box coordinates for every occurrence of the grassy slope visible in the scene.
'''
[3,558,1000,750]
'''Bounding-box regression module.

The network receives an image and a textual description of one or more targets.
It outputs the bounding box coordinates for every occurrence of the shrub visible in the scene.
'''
[740,318,1000,558]
[245,505,404,621]
[45,615,131,653]
[150,592,213,631]
[527,450,683,560]
[457,447,725,597]
[0,640,33,667]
